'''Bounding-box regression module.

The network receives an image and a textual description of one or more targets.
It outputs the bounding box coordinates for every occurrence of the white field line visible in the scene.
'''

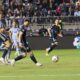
[0,74,80,77]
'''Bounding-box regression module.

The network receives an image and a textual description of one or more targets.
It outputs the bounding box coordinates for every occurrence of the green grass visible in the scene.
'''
[0,49,80,80]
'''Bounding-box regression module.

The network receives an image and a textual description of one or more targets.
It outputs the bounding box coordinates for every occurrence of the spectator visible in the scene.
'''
[69,3,75,16]
[1,0,80,18]
[74,8,80,16]
[56,5,62,16]
[60,2,68,16]
[38,26,48,36]
[0,0,80,26]
[76,0,80,6]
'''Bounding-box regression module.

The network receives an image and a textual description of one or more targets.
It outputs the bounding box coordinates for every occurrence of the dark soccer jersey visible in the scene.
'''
[20,27,27,45]
[0,32,9,42]
[50,25,60,39]
[19,26,31,52]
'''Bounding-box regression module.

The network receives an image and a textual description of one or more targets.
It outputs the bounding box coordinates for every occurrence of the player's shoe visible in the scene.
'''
[36,62,42,66]
[10,59,15,66]
[5,59,11,65]
[46,53,49,56]
[0,57,5,64]
[45,48,49,56]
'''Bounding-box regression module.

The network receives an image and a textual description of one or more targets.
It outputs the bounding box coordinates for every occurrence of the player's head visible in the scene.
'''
[23,20,30,27]
[12,19,18,27]
[75,31,80,36]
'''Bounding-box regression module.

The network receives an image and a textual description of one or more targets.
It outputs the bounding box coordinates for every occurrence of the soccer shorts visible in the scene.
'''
[49,38,58,45]
[20,42,31,53]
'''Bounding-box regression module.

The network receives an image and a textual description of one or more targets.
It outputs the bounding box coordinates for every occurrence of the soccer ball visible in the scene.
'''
[52,55,59,62]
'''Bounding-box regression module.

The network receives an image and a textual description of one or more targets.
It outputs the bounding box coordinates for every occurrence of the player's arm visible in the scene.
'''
[16,31,19,40]
[18,31,26,50]
[55,20,59,26]
[9,30,12,40]
[18,31,24,47]
[47,28,51,37]
[18,31,23,43]
[57,26,63,37]
[58,33,63,37]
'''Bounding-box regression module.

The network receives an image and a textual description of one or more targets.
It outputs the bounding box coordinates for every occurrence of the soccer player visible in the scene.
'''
[46,22,63,56]
[9,19,20,56]
[73,32,80,49]
[55,17,63,30]
[0,14,11,64]
[11,20,42,66]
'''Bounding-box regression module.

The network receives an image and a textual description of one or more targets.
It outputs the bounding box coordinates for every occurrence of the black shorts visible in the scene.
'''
[20,43,31,53]
[0,33,9,43]
[49,38,58,45]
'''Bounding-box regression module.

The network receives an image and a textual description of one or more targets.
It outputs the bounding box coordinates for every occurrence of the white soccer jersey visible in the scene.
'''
[73,36,80,46]
[9,27,19,46]
[10,27,19,40]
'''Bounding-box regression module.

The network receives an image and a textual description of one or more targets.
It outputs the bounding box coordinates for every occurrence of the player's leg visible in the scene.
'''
[5,40,11,63]
[0,48,9,63]
[46,39,58,56]
[15,47,20,56]
[5,48,11,63]
[26,44,42,66]
[13,40,21,56]
[76,42,80,49]
[0,48,11,64]
[10,46,27,66]
[11,44,42,66]
[11,52,26,66]
[28,51,42,66]
[0,40,11,64]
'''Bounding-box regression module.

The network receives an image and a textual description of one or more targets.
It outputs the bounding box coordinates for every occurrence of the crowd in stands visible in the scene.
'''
[1,0,80,17]
[0,0,79,24]
[0,0,80,36]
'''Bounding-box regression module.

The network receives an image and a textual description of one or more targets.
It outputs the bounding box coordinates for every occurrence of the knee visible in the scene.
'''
[4,40,12,48]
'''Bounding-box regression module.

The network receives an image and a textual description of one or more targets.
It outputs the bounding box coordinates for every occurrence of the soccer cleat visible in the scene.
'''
[10,59,15,66]
[46,48,49,52]
[0,57,5,64]
[45,48,49,56]
[5,59,11,65]
[46,53,49,56]
[36,62,42,66]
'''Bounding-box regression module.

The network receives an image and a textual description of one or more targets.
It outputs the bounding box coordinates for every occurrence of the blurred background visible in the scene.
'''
[0,0,80,49]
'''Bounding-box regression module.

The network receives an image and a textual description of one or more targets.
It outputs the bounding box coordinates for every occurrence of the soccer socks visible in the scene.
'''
[5,49,11,61]
[7,49,11,58]
[15,55,25,61]
[47,44,57,54]
[2,49,8,58]
[14,53,37,63]
[30,54,37,64]
[15,48,20,56]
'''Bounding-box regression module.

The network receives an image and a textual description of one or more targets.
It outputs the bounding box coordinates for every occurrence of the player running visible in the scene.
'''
[0,13,12,64]
[9,19,20,56]
[11,20,42,66]
[46,22,63,56]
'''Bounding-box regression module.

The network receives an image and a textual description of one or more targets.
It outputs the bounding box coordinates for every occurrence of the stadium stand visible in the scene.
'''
[0,0,80,35]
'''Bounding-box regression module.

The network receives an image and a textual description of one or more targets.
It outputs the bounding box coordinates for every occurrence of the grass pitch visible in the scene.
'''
[0,49,80,80]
